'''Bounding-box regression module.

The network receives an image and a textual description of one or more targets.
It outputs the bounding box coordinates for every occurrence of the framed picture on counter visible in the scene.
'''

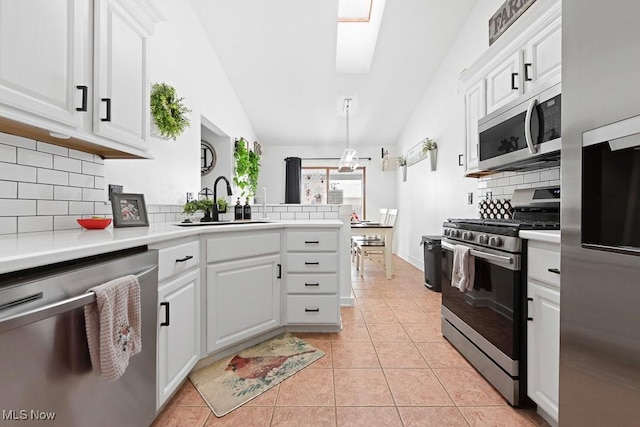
[111,193,149,228]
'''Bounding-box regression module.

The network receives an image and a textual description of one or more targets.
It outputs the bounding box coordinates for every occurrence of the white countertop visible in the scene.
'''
[519,230,561,244]
[0,220,343,275]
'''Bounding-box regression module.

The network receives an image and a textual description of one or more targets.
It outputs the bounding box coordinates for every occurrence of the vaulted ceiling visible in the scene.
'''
[190,0,477,147]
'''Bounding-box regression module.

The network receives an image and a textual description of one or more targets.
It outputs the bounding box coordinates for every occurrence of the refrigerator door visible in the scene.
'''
[561,0,640,425]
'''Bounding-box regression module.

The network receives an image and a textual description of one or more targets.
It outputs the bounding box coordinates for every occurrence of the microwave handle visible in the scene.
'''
[524,98,538,154]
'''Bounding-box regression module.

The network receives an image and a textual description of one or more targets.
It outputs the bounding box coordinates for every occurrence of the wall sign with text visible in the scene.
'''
[489,0,537,45]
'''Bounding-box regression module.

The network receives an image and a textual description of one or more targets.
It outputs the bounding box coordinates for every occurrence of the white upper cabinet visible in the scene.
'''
[486,51,523,114]
[0,0,89,128]
[94,0,149,149]
[464,78,485,174]
[0,0,161,158]
[523,16,562,93]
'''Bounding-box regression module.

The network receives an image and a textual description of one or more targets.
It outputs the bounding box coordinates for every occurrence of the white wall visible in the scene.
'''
[105,0,256,206]
[258,144,397,219]
[393,0,505,267]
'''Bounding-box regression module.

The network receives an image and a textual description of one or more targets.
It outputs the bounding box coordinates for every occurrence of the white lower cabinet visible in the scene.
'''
[206,232,282,353]
[526,240,560,424]
[157,269,200,408]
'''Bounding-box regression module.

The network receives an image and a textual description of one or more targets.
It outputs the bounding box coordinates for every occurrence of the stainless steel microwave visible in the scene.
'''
[478,82,561,172]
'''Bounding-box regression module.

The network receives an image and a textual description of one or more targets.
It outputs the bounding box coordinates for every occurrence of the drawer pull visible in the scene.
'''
[175,255,194,263]
[305,308,320,313]
[76,85,88,111]
[277,263,282,279]
[101,98,111,122]
[548,268,561,275]
[527,297,533,301]
[511,73,518,90]
[527,317,533,321]
[160,302,170,327]
[305,282,320,287]
[304,261,320,265]
[305,240,320,244]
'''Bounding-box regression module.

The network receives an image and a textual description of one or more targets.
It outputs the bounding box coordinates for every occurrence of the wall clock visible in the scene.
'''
[201,140,216,176]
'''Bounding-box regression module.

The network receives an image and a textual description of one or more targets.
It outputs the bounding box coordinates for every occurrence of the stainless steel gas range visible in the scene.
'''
[440,186,560,406]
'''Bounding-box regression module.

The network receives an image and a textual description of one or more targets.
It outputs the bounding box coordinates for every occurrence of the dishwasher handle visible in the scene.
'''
[0,265,157,333]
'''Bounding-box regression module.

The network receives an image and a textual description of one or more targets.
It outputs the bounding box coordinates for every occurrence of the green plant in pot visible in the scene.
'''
[216,197,228,214]
[150,82,191,140]
[183,198,214,222]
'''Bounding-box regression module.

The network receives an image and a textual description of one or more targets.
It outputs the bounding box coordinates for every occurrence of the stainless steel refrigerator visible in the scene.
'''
[561,0,640,425]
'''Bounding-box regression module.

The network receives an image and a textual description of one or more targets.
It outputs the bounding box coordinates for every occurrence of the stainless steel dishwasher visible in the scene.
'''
[0,247,158,427]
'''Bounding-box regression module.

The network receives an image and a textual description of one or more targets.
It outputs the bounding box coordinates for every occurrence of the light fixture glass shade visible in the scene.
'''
[338,148,359,172]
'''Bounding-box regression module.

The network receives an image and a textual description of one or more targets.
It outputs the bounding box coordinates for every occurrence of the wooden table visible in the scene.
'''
[351,223,394,279]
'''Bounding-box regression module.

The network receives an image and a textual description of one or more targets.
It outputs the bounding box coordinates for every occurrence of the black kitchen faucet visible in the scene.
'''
[212,176,233,222]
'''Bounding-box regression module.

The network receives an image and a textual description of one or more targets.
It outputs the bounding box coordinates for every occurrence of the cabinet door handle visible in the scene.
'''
[76,85,88,112]
[548,268,561,275]
[305,308,320,312]
[175,255,193,263]
[527,317,533,321]
[305,282,320,287]
[304,261,320,265]
[527,297,533,301]
[101,98,111,122]
[524,63,532,81]
[511,73,519,90]
[277,263,282,279]
[458,154,464,166]
[160,302,170,327]
[304,240,320,244]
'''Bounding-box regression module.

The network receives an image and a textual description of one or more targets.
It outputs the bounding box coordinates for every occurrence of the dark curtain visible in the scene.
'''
[284,157,301,204]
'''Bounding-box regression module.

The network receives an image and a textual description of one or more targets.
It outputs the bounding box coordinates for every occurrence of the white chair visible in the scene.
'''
[355,209,398,276]
[351,208,387,262]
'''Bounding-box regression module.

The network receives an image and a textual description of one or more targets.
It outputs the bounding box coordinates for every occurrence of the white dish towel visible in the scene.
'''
[451,245,475,292]
[84,274,142,381]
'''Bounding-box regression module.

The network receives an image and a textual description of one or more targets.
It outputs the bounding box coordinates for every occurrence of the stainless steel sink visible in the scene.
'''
[174,220,270,227]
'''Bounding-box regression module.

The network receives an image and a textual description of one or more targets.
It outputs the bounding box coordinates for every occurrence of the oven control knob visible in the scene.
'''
[489,236,503,247]
[462,232,474,241]
[443,229,450,236]
[479,235,489,245]
[452,230,461,238]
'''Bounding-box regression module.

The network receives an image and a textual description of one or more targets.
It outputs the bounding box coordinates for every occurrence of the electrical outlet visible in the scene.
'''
[108,184,123,201]
[467,192,473,204]
[485,191,492,200]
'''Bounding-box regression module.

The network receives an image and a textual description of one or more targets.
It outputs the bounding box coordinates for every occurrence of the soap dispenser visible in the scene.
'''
[234,198,243,220]
[243,198,252,220]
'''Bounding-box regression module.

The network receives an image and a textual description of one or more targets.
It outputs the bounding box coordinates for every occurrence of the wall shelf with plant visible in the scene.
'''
[150,82,191,140]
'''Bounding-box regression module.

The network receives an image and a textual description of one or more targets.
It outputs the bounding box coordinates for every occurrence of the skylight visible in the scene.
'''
[335,0,387,74]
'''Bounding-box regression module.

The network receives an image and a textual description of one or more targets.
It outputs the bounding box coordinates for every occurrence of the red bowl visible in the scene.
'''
[77,218,112,229]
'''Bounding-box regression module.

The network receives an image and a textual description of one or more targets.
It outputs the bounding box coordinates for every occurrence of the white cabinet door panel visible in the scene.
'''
[0,0,86,127]
[525,16,562,92]
[464,78,485,174]
[486,51,522,114]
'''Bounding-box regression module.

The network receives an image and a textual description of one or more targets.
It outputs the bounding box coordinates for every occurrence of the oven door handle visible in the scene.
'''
[441,241,514,264]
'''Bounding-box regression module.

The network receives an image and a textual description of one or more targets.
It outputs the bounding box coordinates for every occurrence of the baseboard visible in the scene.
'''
[340,296,355,307]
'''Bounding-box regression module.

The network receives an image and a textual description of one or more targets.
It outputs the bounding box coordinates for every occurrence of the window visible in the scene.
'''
[301,167,366,218]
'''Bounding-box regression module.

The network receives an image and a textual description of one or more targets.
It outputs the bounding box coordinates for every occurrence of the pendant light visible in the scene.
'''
[338,98,359,172]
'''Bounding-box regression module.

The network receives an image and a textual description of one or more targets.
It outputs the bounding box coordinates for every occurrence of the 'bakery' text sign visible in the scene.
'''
[489,0,537,45]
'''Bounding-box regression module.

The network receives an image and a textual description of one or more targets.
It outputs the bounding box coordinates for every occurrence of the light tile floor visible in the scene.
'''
[153,256,550,427]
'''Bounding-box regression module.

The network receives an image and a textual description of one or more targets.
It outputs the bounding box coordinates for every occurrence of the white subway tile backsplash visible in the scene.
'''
[0,133,36,150]
[302,206,317,212]
[540,168,560,181]
[0,145,16,163]
[480,166,560,209]
[147,204,161,213]
[316,206,332,212]
[82,188,104,202]
[94,202,112,215]
[266,212,281,220]
[18,216,53,233]
[82,161,104,176]
[0,199,37,216]
[18,148,53,169]
[69,201,94,215]
[53,155,82,173]
[18,183,53,200]
[274,206,288,212]
[287,206,302,212]
[325,212,339,219]
[93,155,104,164]
[0,217,17,234]
[37,200,68,215]
[68,172,93,188]
[309,212,325,219]
[523,172,541,183]
[549,179,561,186]
[0,163,36,182]
[280,212,295,220]
[36,141,68,156]
[54,186,82,201]
[160,205,171,213]
[509,175,524,185]
[294,212,310,220]
[38,168,68,185]
[94,177,105,189]
[0,181,17,198]
[54,215,82,230]
[68,149,94,162]
[515,183,532,189]
[497,177,511,187]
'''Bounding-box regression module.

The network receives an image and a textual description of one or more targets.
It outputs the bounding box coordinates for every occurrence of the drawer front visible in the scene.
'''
[286,231,338,252]
[286,273,338,294]
[528,245,560,287]
[286,253,338,273]
[207,232,281,263]
[287,295,339,324]
[158,241,200,281]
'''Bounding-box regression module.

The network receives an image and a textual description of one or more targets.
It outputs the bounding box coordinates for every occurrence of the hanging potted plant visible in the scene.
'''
[150,82,191,140]
[397,155,408,182]
[233,138,261,201]
[422,138,438,171]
